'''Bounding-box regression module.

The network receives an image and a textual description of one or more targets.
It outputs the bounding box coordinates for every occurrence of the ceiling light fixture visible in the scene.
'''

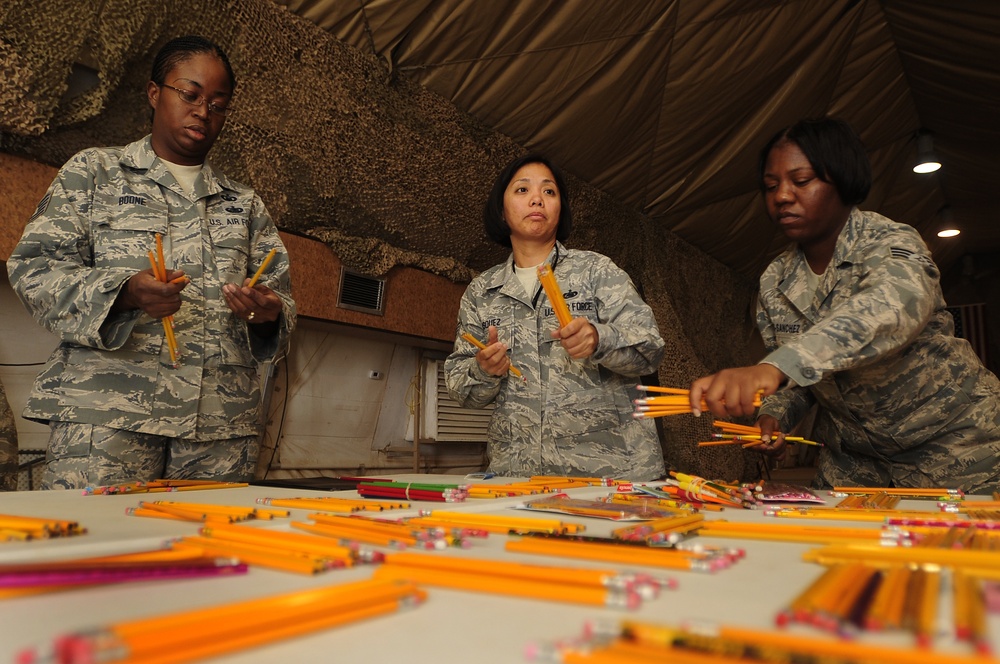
[913,132,941,173]
[936,206,959,238]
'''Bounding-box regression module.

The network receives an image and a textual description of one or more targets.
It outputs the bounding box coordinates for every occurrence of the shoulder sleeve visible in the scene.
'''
[7,149,136,349]
[587,253,665,376]
[762,223,939,387]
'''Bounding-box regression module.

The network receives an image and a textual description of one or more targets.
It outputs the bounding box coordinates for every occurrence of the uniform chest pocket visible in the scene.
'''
[207,222,250,285]
[91,201,168,269]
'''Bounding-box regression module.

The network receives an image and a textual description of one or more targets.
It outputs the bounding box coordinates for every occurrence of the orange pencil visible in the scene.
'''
[461,332,524,380]
[537,263,572,327]
[375,562,641,609]
[247,247,278,288]
[147,250,179,364]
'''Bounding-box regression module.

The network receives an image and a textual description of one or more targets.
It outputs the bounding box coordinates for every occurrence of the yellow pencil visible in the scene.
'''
[537,263,572,327]
[460,332,524,379]
[147,249,179,365]
[375,562,641,609]
[247,247,278,288]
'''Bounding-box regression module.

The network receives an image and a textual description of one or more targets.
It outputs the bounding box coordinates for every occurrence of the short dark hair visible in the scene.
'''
[151,35,236,90]
[483,153,573,248]
[757,117,871,206]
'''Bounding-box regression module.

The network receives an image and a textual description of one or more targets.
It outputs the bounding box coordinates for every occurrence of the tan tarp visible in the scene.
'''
[279,0,1000,278]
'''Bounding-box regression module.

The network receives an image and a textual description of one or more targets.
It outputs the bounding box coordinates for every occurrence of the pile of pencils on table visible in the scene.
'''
[698,420,823,449]
[529,617,965,664]
[0,512,86,541]
[83,479,249,495]
[18,578,425,664]
[356,480,469,502]
[635,472,761,510]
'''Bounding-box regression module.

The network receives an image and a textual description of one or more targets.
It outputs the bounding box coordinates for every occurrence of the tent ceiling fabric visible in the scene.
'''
[276,0,1000,278]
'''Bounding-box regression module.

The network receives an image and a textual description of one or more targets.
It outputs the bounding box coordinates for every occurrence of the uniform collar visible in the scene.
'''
[120,135,239,198]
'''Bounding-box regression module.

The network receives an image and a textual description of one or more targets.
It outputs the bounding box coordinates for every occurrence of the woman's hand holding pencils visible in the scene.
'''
[632,385,762,419]
[147,233,181,365]
[698,420,823,449]
[461,331,525,381]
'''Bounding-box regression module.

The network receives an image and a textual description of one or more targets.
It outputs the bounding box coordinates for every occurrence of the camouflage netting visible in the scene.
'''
[0,0,763,481]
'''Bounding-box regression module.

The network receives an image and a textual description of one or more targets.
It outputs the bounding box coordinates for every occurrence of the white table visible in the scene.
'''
[0,477,994,663]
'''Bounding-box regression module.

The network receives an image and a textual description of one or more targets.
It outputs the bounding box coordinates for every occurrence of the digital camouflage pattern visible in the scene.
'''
[757,209,1000,493]
[45,422,257,490]
[0,380,16,491]
[7,137,296,488]
[445,243,666,481]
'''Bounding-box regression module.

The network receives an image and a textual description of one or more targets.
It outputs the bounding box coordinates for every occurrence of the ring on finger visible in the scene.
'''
[248,311,256,321]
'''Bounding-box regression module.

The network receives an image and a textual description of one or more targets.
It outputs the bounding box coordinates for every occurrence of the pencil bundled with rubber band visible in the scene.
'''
[698,420,824,448]
[632,387,763,419]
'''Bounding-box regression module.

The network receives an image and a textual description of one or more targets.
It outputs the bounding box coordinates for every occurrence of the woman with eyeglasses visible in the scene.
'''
[7,35,296,489]
[444,154,666,481]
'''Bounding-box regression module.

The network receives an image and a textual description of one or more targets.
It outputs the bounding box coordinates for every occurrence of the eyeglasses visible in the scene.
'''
[160,83,233,117]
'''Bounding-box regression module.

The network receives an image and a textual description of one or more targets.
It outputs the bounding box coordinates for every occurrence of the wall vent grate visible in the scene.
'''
[337,267,386,315]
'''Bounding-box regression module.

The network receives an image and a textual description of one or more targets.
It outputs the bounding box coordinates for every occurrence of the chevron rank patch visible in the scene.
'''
[890,246,933,265]
[30,193,51,221]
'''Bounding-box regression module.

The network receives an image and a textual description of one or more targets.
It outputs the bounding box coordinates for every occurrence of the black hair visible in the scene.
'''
[483,153,573,248]
[151,35,236,89]
[757,117,871,206]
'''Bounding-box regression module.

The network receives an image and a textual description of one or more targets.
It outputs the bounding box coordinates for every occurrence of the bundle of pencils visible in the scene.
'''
[777,562,951,648]
[654,471,759,509]
[834,491,902,510]
[84,479,249,495]
[356,480,469,502]
[698,420,823,448]
[629,485,726,512]
[537,263,572,327]
[769,506,1000,527]
[534,618,984,664]
[697,520,916,546]
[126,500,289,524]
[408,509,584,536]
[505,535,735,573]
[608,492,710,513]
[292,512,468,550]
[520,495,686,521]
[376,550,668,610]
[528,475,621,488]
[0,556,247,590]
[633,386,763,419]
[18,578,425,664]
[0,548,244,600]
[610,514,706,545]
[0,512,86,541]
[803,542,1000,576]
[257,495,409,512]
[832,485,964,500]
[148,233,180,365]
[169,522,373,574]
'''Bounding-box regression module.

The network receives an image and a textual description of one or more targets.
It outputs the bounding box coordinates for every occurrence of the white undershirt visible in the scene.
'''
[161,159,206,217]
[514,262,541,296]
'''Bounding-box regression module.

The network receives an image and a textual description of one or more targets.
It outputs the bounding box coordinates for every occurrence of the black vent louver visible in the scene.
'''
[337,267,386,315]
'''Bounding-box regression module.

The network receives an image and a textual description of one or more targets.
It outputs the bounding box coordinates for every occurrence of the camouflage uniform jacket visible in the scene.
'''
[0,379,17,491]
[444,243,666,481]
[7,136,296,440]
[757,208,1000,492]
